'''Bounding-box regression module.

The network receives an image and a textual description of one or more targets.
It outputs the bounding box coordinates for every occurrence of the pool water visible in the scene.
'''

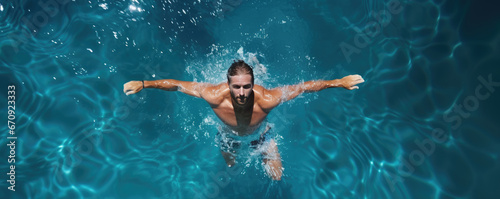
[1,0,500,198]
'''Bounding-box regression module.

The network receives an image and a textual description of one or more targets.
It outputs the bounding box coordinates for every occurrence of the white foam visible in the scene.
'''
[237,47,244,57]
[129,4,137,11]
[233,47,270,86]
[99,3,108,10]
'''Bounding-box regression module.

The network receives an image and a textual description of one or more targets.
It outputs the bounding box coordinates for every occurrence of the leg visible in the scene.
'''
[217,131,239,167]
[221,150,236,167]
[262,139,283,180]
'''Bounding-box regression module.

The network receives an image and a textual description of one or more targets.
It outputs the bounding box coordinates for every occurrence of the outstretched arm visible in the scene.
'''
[123,79,225,105]
[123,79,207,97]
[280,74,364,101]
[259,75,364,110]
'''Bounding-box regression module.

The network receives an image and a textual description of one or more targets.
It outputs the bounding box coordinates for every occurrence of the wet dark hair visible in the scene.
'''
[227,60,254,84]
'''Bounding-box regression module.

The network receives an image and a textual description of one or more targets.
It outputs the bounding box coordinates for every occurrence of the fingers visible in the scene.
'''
[356,78,365,84]
[346,75,364,81]
[348,86,359,90]
[350,75,365,85]
[123,83,126,93]
[352,75,364,82]
[125,90,135,96]
[124,88,139,96]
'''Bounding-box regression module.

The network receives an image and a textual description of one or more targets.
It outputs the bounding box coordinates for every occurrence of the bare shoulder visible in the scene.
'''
[201,82,229,106]
[253,84,282,99]
[253,84,282,111]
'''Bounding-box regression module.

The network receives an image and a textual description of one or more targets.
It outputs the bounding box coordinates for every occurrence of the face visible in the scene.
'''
[228,74,253,105]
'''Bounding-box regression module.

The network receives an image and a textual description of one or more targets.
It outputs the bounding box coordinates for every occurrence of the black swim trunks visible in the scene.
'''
[217,126,272,153]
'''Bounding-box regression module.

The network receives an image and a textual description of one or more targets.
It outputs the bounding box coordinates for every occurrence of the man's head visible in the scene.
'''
[227,60,254,105]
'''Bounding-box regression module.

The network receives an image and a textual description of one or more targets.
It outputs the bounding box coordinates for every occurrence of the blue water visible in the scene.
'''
[1,0,500,198]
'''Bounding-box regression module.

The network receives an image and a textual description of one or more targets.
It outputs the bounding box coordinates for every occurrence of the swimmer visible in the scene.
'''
[123,60,364,180]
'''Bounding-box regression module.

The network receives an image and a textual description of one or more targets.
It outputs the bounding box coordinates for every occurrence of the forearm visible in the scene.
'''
[289,74,364,95]
[300,79,342,93]
[144,79,205,98]
[279,79,342,101]
[124,79,203,97]
[143,79,180,91]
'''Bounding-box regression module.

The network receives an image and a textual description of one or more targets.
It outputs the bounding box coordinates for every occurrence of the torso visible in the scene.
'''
[208,84,271,136]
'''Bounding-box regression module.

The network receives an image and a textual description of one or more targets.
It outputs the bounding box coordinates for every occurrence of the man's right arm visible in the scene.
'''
[123,79,225,105]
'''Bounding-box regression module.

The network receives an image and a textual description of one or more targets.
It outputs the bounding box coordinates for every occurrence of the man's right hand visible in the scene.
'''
[123,81,143,95]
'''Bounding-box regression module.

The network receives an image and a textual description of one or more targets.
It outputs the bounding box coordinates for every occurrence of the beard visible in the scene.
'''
[235,95,246,104]
[238,96,246,104]
[231,92,249,105]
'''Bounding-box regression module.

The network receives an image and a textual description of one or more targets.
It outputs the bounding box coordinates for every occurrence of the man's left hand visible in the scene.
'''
[340,75,365,90]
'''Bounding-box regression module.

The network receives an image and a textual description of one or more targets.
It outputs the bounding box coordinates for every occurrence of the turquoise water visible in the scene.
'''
[1,0,500,198]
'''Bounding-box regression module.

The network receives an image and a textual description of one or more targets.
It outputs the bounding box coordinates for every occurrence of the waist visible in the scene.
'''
[219,124,271,141]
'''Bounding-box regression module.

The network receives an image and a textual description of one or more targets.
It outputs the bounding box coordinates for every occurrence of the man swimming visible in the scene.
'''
[123,60,364,180]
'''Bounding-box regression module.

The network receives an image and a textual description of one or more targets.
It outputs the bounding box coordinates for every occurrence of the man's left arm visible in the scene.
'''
[259,75,364,110]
